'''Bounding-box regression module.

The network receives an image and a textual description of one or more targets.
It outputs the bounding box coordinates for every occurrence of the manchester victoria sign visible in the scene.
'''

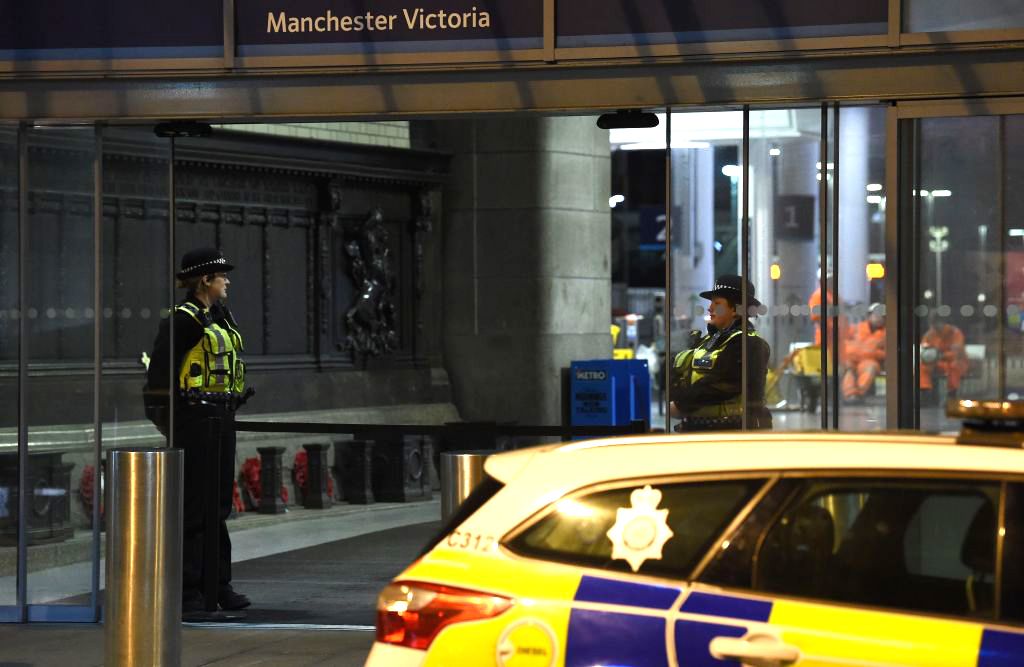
[238,0,544,56]
[266,8,497,34]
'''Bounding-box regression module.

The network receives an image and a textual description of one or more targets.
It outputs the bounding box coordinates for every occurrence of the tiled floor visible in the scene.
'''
[0,623,376,666]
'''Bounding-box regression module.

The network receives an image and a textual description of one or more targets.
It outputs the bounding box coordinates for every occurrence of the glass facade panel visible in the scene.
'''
[100,124,168,461]
[100,127,171,594]
[24,127,96,605]
[912,116,1004,431]
[667,110,746,432]
[662,107,886,433]
[749,108,824,431]
[904,0,1024,33]
[1007,116,1024,408]
[837,107,888,430]
[0,126,18,607]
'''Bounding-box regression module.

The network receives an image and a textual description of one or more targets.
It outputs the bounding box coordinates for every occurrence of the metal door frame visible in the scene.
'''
[886,97,1024,428]
[662,103,850,432]
[0,124,105,623]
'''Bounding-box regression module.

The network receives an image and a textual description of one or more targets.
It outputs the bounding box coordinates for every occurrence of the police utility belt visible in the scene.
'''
[180,387,253,411]
[675,415,746,431]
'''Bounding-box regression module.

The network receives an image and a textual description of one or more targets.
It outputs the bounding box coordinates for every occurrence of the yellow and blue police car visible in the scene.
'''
[367,401,1024,666]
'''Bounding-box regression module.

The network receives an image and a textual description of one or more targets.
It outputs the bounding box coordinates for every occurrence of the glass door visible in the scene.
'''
[20,125,99,621]
[0,123,174,623]
[896,101,1024,431]
[663,105,888,433]
[0,125,18,620]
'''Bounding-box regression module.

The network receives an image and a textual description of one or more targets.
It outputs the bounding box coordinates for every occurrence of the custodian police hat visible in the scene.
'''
[699,274,762,308]
[176,248,234,280]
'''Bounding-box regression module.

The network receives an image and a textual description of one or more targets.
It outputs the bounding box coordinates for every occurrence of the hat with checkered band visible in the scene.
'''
[699,274,761,308]
[176,248,234,280]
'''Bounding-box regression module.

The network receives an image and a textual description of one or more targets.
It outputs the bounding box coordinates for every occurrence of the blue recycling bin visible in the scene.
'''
[569,359,650,428]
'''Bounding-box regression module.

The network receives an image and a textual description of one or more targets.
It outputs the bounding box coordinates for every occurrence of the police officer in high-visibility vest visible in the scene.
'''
[146,248,251,616]
[670,275,773,431]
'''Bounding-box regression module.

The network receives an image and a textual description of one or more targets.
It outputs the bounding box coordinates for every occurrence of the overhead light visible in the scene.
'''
[815,162,835,170]
[617,141,711,151]
[931,189,952,197]
[866,195,883,205]
[618,142,663,151]
[770,264,782,280]
[866,183,883,192]
[1010,229,1024,237]
[866,263,885,280]
[597,110,660,130]
[920,189,931,197]
[816,173,822,181]
[609,194,625,208]
[769,148,781,157]
[721,164,742,178]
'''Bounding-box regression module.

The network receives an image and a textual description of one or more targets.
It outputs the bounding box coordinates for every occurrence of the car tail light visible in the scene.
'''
[376,581,512,650]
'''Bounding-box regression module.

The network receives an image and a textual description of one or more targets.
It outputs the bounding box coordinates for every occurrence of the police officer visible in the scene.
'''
[670,275,773,431]
[146,248,251,616]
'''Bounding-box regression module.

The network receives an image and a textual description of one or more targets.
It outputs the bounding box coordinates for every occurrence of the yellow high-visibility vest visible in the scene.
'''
[673,328,762,418]
[177,302,245,395]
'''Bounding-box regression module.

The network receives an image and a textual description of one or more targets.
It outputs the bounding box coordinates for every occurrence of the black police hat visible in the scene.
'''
[699,274,762,308]
[176,248,234,280]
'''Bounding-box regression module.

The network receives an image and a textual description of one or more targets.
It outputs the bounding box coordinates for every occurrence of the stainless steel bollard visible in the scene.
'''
[105,447,184,667]
[440,451,490,521]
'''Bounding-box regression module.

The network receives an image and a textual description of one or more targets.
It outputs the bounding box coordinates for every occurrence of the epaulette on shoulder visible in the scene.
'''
[176,302,206,325]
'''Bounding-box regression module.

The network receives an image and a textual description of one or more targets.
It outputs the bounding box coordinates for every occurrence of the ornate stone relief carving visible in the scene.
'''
[342,207,398,357]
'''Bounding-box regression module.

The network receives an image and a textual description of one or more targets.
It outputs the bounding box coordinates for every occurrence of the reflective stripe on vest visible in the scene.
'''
[674,328,761,419]
[177,302,246,395]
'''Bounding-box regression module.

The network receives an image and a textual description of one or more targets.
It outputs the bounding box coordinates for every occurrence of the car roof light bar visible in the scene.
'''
[949,399,1024,448]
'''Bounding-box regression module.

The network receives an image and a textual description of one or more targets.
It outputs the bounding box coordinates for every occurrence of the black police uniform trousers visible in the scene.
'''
[174,403,236,598]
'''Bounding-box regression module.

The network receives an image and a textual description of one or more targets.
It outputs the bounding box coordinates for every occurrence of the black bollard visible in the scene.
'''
[257,446,287,514]
[302,444,332,509]
[373,435,430,503]
[338,440,374,505]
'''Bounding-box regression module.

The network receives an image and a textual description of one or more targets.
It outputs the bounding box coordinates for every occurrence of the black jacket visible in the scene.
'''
[670,319,772,412]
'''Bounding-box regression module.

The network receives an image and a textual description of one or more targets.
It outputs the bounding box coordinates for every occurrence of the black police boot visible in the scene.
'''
[219,586,251,611]
[182,590,207,620]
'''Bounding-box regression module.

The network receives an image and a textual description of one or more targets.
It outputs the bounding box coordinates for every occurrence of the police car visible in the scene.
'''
[367,401,1024,666]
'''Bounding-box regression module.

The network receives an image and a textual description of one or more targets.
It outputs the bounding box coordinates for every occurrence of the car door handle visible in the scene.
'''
[709,633,801,666]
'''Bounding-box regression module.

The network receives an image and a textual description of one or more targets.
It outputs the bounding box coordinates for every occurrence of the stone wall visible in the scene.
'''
[426,116,613,425]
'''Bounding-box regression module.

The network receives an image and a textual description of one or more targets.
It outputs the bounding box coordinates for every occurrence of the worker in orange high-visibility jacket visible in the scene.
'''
[920,313,968,402]
[808,283,851,359]
[808,285,832,347]
[842,303,885,403]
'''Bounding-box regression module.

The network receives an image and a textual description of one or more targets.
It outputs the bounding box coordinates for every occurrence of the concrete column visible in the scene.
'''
[434,117,611,425]
[839,107,872,308]
[774,138,821,348]
[669,147,715,333]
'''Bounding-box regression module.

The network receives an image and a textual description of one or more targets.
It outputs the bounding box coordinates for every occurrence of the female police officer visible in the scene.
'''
[145,248,251,616]
[670,275,773,431]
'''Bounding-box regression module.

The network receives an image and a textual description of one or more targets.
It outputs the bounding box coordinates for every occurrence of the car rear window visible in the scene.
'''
[506,479,765,580]
[420,472,505,556]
